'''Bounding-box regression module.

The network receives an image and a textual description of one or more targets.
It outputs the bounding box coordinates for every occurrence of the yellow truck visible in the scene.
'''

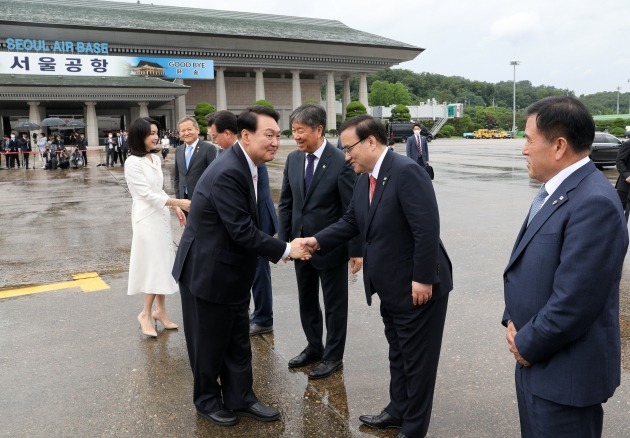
[473,129,493,139]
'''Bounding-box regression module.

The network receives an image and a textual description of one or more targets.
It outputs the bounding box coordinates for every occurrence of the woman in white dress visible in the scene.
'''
[125,117,191,338]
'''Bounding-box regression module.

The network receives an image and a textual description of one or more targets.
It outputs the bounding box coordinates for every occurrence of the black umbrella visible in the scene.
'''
[13,121,41,131]
[40,117,66,127]
[64,120,85,128]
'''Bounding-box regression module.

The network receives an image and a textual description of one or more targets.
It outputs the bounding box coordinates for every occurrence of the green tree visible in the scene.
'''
[368,80,412,106]
[254,99,274,108]
[194,102,215,136]
[391,104,411,121]
[345,101,367,119]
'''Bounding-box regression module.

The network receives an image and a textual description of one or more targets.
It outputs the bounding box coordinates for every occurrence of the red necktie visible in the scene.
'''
[369,175,377,203]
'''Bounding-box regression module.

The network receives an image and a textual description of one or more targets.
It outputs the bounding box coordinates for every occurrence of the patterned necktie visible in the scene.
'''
[416,135,422,157]
[527,184,548,225]
[253,173,258,202]
[304,153,316,193]
[185,145,193,169]
[369,175,377,204]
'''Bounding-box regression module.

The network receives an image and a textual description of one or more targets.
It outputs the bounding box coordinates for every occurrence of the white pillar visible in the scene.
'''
[28,101,41,125]
[85,102,98,148]
[359,73,368,109]
[138,102,149,118]
[291,69,302,109]
[342,75,351,120]
[216,67,227,111]
[326,72,336,132]
[254,68,265,101]
[174,79,186,123]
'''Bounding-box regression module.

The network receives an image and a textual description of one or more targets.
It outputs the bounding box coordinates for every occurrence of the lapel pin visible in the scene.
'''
[322,165,326,169]
[552,200,558,205]
[559,196,564,200]
[383,177,388,186]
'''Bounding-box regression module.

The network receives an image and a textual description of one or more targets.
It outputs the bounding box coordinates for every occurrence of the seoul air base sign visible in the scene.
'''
[2,38,213,80]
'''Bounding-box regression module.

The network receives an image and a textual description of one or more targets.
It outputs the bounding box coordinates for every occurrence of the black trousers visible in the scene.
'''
[179,283,257,414]
[381,294,449,438]
[616,189,630,221]
[293,260,348,361]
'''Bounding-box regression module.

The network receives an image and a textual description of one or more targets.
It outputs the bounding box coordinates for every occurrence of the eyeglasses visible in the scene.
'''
[342,138,364,155]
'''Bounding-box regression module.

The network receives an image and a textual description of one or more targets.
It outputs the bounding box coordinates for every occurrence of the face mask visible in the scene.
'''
[413,130,421,135]
[11,135,15,139]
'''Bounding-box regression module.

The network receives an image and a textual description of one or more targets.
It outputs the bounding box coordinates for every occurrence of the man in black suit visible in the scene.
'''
[615,138,630,220]
[118,130,129,166]
[207,110,278,336]
[172,106,312,427]
[278,104,362,380]
[174,116,217,201]
[304,115,453,438]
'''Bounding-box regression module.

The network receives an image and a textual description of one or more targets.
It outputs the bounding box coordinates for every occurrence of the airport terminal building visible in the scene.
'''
[0,0,422,146]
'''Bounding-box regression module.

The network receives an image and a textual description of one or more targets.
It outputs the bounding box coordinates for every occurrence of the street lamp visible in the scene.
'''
[627,79,630,114]
[510,61,520,135]
[616,86,621,115]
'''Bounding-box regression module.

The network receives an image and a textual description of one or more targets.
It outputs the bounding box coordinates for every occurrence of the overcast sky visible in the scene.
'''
[111,0,628,97]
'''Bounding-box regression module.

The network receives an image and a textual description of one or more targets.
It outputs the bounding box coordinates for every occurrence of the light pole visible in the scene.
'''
[510,61,520,135]
[617,86,621,115]
[627,79,630,114]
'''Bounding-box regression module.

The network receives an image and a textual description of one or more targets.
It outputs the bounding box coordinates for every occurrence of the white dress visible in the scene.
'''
[124,154,179,295]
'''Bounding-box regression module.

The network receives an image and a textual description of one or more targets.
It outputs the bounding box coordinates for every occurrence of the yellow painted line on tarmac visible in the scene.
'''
[0,272,110,299]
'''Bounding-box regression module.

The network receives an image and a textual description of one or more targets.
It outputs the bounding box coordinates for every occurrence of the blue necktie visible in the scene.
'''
[527,184,548,225]
[185,145,193,169]
[304,153,316,193]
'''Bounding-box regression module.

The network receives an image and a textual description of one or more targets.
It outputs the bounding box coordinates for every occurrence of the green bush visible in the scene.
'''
[194,102,216,136]
[254,99,274,109]
[391,104,411,121]
[345,101,367,119]
[610,127,625,137]
[282,129,292,138]
[327,129,338,137]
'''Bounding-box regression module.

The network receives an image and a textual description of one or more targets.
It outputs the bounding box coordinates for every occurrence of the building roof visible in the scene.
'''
[1,0,420,50]
[0,74,188,88]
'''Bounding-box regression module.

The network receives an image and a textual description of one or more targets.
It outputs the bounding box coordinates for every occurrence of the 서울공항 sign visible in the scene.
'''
[0,53,214,80]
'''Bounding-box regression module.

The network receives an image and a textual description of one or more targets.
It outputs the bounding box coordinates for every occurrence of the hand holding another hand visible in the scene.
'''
[289,238,314,260]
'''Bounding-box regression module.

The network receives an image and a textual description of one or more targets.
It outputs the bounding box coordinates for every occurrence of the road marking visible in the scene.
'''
[0,272,110,299]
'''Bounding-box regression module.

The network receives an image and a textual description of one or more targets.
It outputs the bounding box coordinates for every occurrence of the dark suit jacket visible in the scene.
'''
[278,140,362,270]
[172,143,286,305]
[174,139,217,199]
[503,160,628,407]
[257,163,278,236]
[615,139,630,192]
[314,150,452,312]
[405,134,429,167]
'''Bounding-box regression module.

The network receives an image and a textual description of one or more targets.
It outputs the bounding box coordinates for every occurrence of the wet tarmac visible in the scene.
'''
[1,139,629,437]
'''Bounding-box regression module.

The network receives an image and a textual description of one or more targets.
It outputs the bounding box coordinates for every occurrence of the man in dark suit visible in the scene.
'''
[173,116,217,201]
[303,115,452,438]
[118,130,129,166]
[278,104,362,380]
[614,138,630,220]
[405,123,429,171]
[172,106,311,427]
[207,110,278,336]
[503,96,628,438]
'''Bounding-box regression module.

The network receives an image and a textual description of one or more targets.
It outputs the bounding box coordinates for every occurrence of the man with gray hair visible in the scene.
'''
[174,116,217,202]
[278,103,362,379]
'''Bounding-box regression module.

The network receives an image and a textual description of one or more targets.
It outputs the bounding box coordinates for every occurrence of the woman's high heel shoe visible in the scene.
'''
[152,311,178,330]
[138,313,157,337]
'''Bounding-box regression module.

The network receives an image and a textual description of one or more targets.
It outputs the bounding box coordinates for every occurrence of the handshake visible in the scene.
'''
[288,237,319,261]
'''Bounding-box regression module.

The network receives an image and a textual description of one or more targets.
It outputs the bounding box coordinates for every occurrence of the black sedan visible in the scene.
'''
[590,132,622,168]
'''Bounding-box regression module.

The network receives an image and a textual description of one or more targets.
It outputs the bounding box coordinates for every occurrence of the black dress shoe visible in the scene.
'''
[288,348,322,368]
[359,410,403,429]
[308,360,343,379]
[197,409,238,426]
[395,433,409,438]
[249,322,273,336]
[234,401,280,422]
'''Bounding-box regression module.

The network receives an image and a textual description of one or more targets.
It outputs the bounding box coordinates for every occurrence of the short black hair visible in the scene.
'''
[339,115,388,145]
[236,106,280,137]
[207,110,237,134]
[128,117,160,157]
[525,96,594,153]
[289,103,326,131]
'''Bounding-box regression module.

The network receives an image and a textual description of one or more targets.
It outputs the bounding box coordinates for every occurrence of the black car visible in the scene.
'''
[590,132,622,168]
